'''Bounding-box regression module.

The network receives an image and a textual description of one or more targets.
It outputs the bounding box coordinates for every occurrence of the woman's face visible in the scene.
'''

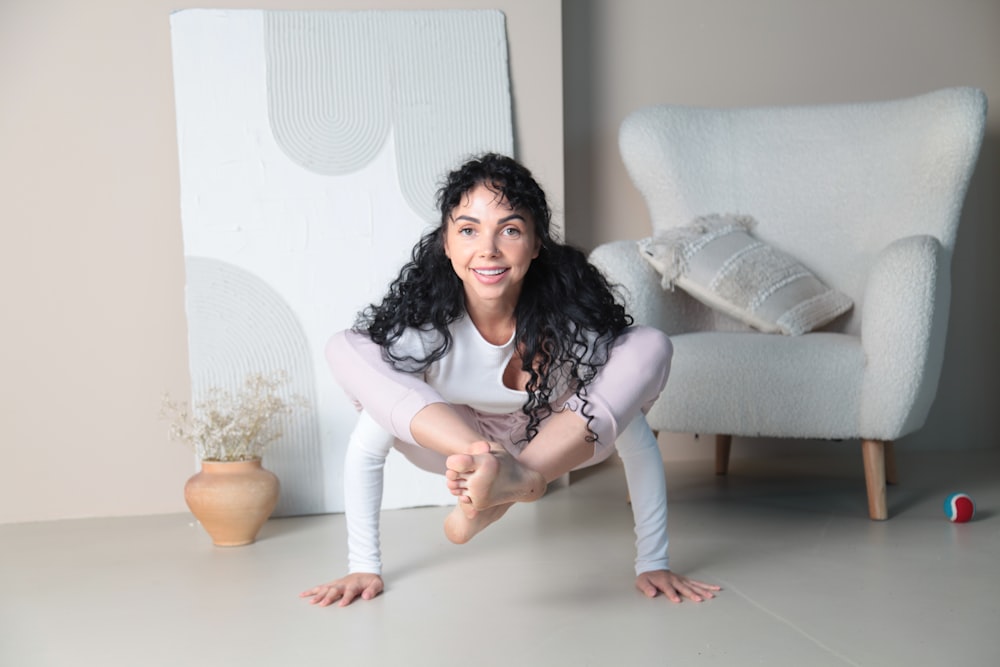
[443,183,540,314]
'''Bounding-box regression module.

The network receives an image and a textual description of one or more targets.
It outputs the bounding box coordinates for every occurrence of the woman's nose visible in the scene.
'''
[478,235,499,256]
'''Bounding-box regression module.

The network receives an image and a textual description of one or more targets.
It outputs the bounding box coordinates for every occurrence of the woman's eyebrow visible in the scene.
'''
[452,213,526,224]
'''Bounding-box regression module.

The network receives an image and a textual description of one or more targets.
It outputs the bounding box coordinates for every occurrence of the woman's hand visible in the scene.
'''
[635,569,721,602]
[299,573,384,607]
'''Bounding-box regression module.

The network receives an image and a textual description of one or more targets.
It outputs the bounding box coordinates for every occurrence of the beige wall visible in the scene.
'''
[0,0,562,524]
[563,0,1000,458]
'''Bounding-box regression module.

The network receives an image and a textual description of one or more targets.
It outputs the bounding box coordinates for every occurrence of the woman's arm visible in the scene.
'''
[300,410,392,606]
[619,414,721,602]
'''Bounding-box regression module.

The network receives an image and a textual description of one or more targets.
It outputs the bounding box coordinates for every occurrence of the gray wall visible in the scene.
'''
[563,0,1000,453]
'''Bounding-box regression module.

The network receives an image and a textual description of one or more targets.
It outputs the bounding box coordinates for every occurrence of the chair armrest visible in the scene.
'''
[860,234,947,438]
[588,240,691,332]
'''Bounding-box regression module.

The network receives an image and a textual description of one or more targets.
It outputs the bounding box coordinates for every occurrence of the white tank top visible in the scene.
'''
[389,313,580,414]
[426,315,526,413]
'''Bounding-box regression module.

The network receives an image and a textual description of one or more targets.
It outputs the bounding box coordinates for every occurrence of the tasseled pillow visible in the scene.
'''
[638,214,853,335]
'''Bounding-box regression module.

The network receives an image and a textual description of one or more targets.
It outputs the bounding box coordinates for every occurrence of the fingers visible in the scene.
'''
[300,575,384,608]
[637,577,673,601]
[675,582,705,603]
[690,579,723,593]
[299,584,347,607]
[636,571,721,603]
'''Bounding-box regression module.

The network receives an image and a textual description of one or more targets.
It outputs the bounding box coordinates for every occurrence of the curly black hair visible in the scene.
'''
[355,153,632,443]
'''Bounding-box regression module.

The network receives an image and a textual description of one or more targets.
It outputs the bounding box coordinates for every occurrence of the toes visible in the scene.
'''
[470,440,492,455]
[446,453,475,474]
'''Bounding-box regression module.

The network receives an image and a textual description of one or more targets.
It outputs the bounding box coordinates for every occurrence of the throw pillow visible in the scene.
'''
[637,214,853,335]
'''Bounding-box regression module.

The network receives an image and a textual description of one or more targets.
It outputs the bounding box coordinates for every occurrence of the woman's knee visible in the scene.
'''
[615,326,673,389]
[630,326,673,367]
[324,329,399,398]
[325,329,364,369]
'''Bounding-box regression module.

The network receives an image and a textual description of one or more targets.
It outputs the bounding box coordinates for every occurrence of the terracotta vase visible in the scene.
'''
[184,459,280,546]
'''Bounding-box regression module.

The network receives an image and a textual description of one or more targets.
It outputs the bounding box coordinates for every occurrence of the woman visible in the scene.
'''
[301,154,719,607]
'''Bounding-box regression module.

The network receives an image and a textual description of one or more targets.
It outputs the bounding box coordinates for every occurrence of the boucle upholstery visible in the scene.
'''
[589,88,986,517]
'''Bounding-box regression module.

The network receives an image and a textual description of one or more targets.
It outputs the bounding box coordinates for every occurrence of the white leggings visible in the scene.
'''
[329,326,673,576]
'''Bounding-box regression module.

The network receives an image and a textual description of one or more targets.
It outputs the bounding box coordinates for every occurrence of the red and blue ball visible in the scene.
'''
[943,493,975,523]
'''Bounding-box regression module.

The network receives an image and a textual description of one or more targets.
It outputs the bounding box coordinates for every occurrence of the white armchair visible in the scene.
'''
[590,88,986,520]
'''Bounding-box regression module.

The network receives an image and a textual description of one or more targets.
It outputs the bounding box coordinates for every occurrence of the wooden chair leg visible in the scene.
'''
[862,439,888,520]
[884,440,898,485]
[715,434,732,476]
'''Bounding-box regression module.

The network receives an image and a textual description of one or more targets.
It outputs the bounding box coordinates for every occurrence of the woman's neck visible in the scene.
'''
[465,300,516,346]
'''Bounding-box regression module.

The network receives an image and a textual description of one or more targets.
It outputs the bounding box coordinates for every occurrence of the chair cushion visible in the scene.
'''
[638,214,853,335]
[645,331,865,438]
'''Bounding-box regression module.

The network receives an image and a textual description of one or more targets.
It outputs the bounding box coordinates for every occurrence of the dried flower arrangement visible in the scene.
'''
[162,371,308,462]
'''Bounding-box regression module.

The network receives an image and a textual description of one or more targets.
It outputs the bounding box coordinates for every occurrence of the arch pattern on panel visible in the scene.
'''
[184,256,325,517]
[263,10,514,223]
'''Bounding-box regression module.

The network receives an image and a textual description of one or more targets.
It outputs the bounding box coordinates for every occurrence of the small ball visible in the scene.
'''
[943,493,975,523]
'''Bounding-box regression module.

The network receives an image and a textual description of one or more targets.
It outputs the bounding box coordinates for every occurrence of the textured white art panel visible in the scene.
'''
[170,9,514,515]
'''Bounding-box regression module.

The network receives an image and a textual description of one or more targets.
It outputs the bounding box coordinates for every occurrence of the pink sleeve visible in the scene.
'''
[326,330,446,445]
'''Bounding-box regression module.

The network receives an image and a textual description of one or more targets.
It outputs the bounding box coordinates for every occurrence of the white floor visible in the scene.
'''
[2,446,998,667]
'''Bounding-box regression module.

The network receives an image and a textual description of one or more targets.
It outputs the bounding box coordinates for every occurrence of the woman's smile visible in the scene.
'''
[473,267,509,282]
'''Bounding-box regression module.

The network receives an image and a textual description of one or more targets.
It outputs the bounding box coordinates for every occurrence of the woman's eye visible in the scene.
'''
[458,228,474,236]
[502,227,521,237]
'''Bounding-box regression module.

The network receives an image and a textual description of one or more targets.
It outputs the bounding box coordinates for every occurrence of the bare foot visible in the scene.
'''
[445,441,546,510]
[443,502,512,544]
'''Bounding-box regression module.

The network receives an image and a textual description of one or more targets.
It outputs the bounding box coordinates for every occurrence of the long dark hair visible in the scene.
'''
[355,153,632,443]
